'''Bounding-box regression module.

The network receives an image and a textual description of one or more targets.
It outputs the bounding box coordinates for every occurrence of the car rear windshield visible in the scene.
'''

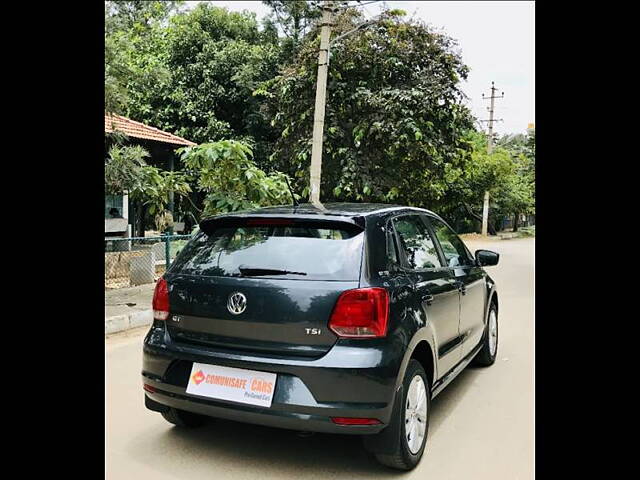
[170,219,364,281]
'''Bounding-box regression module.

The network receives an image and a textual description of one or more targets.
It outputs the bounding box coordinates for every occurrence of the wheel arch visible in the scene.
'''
[490,290,499,312]
[410,341,435,389]
[396,324,438,393]
[485,283,499,324]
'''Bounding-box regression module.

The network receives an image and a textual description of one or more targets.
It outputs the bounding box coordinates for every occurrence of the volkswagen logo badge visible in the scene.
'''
[227,292,247,315]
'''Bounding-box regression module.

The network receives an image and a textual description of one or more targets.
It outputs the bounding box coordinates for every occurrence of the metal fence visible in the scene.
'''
[105,234,191,289]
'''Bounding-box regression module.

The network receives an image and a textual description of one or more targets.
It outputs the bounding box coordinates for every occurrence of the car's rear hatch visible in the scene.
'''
[164,216,365,358]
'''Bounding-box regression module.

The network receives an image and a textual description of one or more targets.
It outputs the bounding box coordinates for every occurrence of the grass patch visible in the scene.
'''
[518,226,535,237]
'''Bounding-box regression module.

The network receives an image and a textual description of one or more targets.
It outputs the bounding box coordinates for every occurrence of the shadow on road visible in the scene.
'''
[126,367,483,478]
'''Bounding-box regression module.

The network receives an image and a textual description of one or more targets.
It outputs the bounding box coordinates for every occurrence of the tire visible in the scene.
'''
[161,407,207,428]
[474,302,498,367]
[372,359,430,470]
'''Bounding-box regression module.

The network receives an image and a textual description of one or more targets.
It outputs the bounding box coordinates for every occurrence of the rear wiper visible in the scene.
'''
[238,265,307,276]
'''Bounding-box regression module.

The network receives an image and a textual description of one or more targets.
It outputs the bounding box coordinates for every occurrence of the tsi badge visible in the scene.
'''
[305,328,322,335]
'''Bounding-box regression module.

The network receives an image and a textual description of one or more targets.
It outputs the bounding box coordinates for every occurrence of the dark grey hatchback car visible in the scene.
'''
[142,203,500,470]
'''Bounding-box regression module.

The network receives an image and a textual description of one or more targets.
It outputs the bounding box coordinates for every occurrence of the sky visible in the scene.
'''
[183,1,535,135]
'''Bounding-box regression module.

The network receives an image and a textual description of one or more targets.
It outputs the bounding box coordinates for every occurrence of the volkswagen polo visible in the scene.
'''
[142,203,500,470]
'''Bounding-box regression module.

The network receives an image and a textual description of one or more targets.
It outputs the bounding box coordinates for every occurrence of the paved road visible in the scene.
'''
[106,237,534,479]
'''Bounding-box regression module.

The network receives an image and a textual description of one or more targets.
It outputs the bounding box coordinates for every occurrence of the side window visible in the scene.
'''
[393,215,441,270]
[429,217,474,267]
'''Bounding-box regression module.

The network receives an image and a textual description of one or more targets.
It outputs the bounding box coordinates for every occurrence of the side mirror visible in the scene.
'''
[475,249,499,267]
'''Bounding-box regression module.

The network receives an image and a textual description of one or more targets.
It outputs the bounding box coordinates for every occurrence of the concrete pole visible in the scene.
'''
[482,191,490,236]
[309,1,333,205]
[482,82,496,236]
[487,82,496,154]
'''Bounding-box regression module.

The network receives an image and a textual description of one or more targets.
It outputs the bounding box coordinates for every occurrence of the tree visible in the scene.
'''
[105,1,182,114]
[105,16,134,114]
[496,132,526,151]
[450,130,535,234]
[104,144,149,194]
[523,128,535,171]
[500,128,535,231]
[104,142,191,231]
[262,0,322,61]
[104,1,533,234]
[121,4,281,167]
[105,1,182,31]
[494,161,534,231]
[446,131,514,234]
[263,8,475,210]
[177,140,294,216]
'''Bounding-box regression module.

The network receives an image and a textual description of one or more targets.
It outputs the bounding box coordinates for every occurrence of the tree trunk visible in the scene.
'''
[462,202,497,235]
[512,213,519,232]
[488,218,497,236]
[462,203,483,226]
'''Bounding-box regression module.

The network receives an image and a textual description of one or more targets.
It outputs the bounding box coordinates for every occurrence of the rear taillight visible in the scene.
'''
[143,383,156,393]
[328,288,389,338]
[152,277,169,321]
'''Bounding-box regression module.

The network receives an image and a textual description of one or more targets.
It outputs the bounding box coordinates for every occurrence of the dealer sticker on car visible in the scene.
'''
[186,363,277,408]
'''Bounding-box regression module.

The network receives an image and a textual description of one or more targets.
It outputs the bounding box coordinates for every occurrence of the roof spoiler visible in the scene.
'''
[199,213,365,235]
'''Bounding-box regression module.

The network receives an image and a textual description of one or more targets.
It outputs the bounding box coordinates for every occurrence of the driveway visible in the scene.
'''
[106,237,534,479]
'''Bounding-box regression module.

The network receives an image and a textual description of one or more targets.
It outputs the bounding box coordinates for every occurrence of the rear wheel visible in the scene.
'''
[370,359,430,470]
[161,408,206,428]
[474,303,498,366]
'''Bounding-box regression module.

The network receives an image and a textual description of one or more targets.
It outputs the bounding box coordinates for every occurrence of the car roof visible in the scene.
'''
[202,202,439,221]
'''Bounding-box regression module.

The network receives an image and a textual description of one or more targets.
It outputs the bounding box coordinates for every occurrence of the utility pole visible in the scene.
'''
[480,81,504,236]
[309,0,334,205]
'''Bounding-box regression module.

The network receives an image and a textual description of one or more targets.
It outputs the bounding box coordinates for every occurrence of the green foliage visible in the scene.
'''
[450,130,535,231]
[130,167,191,218]
[104,143,191,229]
[519,225,535,237]
[105,1,183,31]
[177,140,294,216]
[104,144,149,194]
[118,3,281,166]
[105,1,181,114]
[495,128,535,219]
[499,157,534,215]
[105,2,534,232]
[262,0,322,61]
[265,9,474,208]
[458,131,515,201]
[104,28,134,114]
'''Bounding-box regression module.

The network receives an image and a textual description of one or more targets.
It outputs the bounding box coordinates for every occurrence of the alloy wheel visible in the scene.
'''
[405,375,428,454]
[489,309,498,357]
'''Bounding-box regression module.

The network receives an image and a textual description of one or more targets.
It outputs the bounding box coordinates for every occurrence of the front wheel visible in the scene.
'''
[369,359,431,470]
[474,303,498,366]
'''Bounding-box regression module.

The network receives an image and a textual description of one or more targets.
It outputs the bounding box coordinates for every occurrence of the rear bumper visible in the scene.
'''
[142,323,404,435]
[143,383,387,435]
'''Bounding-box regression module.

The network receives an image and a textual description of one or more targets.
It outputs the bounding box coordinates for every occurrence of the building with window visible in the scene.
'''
[105,114,196,237]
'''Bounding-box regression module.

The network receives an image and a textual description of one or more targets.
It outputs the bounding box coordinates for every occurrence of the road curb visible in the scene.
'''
[105,309,152,335]
[498,232,535,240]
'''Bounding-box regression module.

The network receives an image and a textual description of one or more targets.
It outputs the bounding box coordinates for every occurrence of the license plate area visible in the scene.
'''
[186,362,277,407]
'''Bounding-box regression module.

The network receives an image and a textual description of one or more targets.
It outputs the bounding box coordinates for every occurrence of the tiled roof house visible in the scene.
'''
[105,114,196,146]
[105,114,196,236]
